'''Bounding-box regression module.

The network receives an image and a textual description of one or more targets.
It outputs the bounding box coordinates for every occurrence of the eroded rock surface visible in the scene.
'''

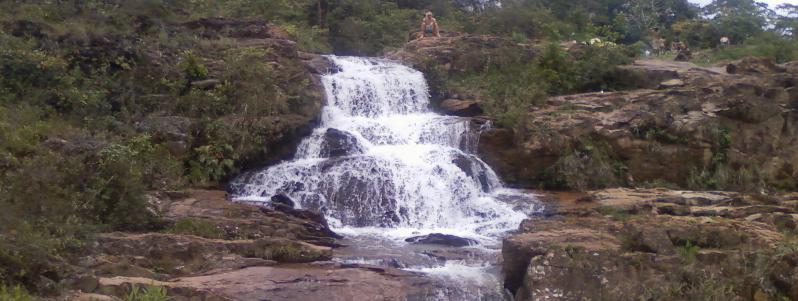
[503,188,798,301]
[59,190,358,301]
[385,33,539,110]
[480,58,798,189]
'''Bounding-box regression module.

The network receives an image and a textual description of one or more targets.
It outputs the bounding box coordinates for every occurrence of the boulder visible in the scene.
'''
[439,99,484,117]
[135,116,192,156]
[727,56,786,75]
[301,53,340,75]
[270,194,296,208]
[451,153,494,192]
[319,128,365,158]
[405,234,478,247]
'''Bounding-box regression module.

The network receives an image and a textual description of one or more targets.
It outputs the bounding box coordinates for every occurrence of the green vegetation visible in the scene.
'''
[125,285,169,301]
[543,140,627,190]
[441,43,634,127]
[686,123,768,192]
[0,285,35,301]
[676,240,700,264]
[166,218,224,239]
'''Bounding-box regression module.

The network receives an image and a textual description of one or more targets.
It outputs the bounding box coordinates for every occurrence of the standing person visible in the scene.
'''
[649,27,665,56]
[419,11,441,39]
[720,36,730,47]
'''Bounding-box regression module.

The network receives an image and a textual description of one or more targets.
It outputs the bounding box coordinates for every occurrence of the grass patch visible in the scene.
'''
[676,240,700,264]
[125,285,169,301]
[0,285,35,301]
[596,206,630,222]
[165,218,223,239]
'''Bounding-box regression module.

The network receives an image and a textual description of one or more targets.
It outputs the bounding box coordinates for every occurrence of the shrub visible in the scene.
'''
[544,140,627,190]
[187,143,237,185]
[125,285,169,301]
[676,240,700,264]
[0,285,35,301]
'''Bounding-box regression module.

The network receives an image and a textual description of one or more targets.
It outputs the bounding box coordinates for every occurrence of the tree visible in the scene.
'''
[704,0,771,43]
[775,4,798,38]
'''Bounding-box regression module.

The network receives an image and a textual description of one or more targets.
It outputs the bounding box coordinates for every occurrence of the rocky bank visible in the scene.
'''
[58,190,434,301]
[481,58,798,190]
[503,188,798,300]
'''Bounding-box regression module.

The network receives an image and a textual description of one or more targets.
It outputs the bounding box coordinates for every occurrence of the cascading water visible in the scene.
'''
[230,56,538,300]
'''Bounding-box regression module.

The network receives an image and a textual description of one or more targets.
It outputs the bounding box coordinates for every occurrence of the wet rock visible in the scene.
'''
[302,53,340,75]
[405,233,478,247]
[319,128,365,158]
[270,194,296,208]
[439,99,484,117]
[452,153,493,192]
[262,194,343,241]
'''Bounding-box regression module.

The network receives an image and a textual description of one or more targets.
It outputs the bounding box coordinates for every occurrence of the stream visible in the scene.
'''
[230,56,541,300]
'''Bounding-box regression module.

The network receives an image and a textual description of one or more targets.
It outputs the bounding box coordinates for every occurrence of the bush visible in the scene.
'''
[0,285,35,301]
[125,285,169,301]
[544,140,626,190]
[187,143,237,185]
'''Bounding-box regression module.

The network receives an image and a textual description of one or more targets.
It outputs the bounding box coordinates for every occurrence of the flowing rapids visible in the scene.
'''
[230,56,539,300]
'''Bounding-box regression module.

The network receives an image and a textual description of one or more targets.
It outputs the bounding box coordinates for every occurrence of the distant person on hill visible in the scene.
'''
[720,36,730,47]
[648,27,666,56]
[419,11,441,39]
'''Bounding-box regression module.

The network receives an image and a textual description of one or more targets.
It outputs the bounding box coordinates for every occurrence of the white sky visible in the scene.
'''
[689,0,795,8]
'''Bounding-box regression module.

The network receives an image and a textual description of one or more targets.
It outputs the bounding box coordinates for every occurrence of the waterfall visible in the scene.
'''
[230,56,527,240]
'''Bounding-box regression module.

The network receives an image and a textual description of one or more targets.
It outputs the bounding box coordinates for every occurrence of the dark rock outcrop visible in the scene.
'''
[405,233,478,247]
[319,128,365,158]
[451,153,494,192]
[439,98,484,117]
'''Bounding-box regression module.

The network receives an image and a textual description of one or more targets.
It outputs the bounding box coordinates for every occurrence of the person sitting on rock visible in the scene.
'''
[419,11,440,39]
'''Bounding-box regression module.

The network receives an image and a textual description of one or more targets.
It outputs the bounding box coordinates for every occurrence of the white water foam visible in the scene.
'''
[230,56,531,242]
